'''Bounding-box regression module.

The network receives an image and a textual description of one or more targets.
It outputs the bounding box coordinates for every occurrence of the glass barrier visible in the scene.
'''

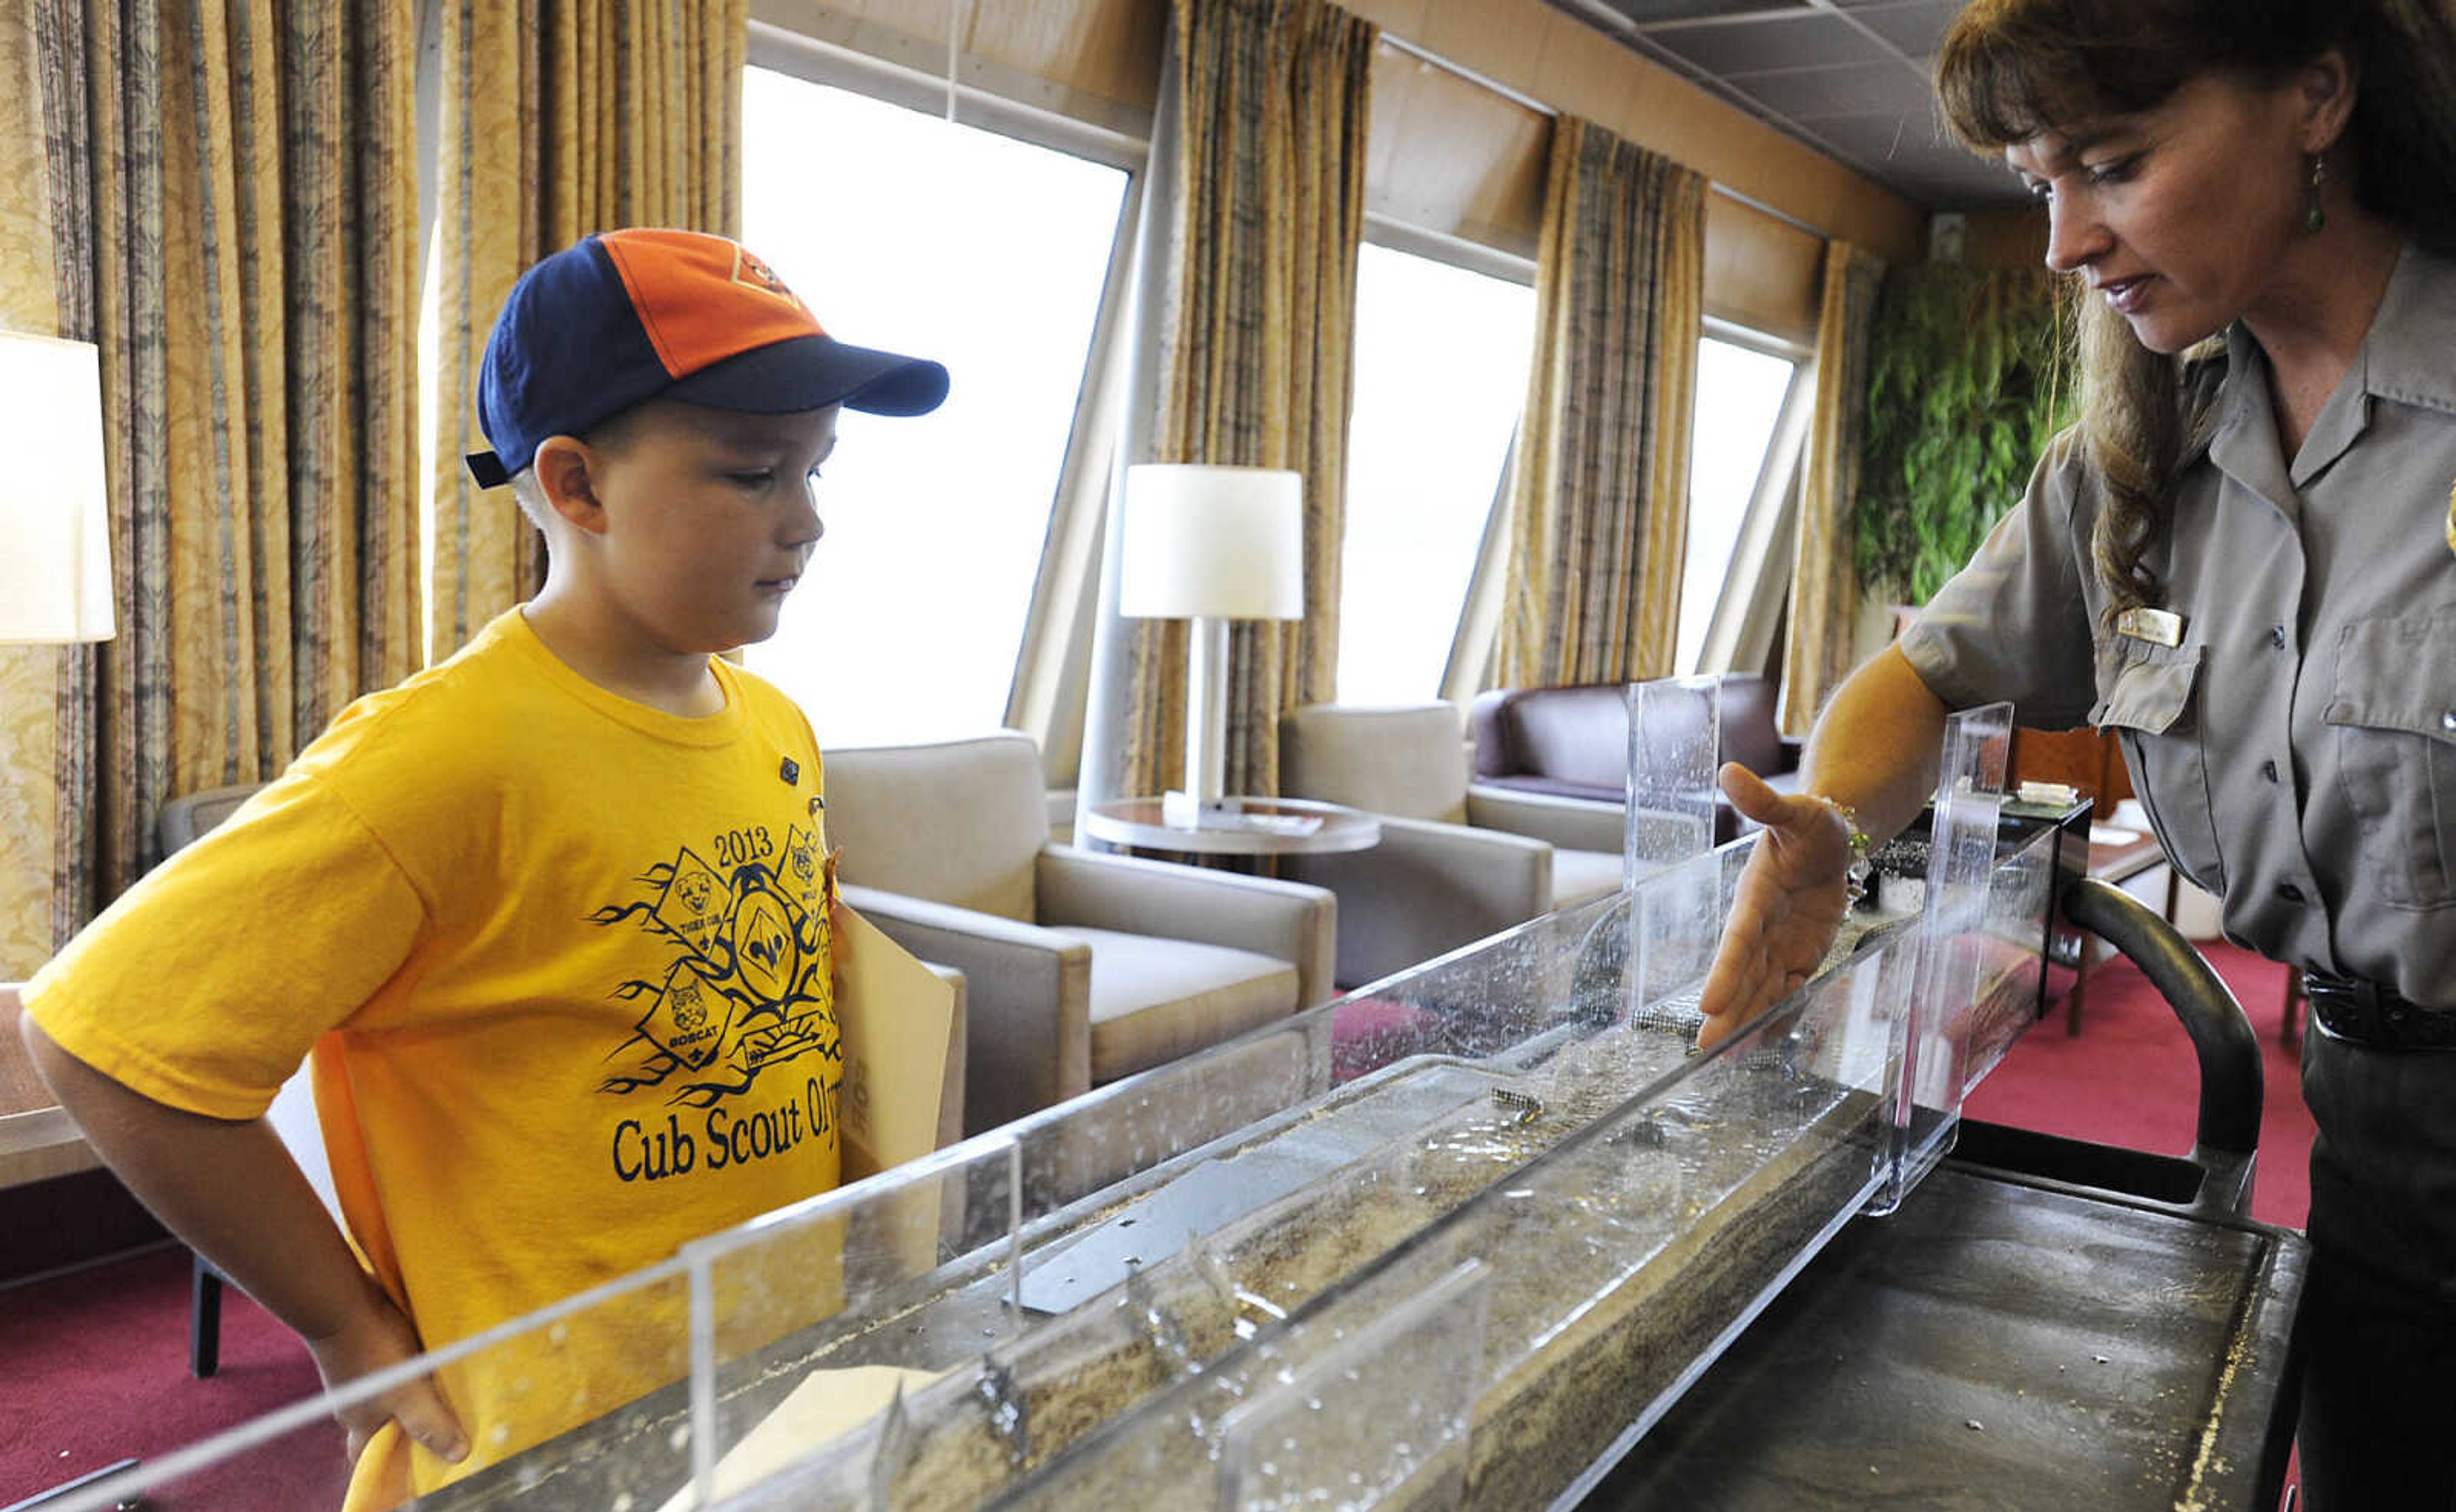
[40,1252,698,1512]
[31,697,2073,1512]
[1625,675,1720,886]
[1878,700,2014,1215]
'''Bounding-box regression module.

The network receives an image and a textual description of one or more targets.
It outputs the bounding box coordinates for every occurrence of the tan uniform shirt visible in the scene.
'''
[1901,242,2456,1009]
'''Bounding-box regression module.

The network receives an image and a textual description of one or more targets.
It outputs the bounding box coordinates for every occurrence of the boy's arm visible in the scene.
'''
[12,990,468,1467]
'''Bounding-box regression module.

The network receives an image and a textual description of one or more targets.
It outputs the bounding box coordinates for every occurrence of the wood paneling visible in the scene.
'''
[1704,193,1823,345]
[1344,0,1924,263]
[764,0,1926,267]
[752,0,1162,123]
[1366,41,1548,258]
[1963,206,2049,271]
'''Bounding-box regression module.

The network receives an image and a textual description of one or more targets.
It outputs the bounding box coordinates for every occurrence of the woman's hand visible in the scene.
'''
[303,1277,468,1469]
[1696,764,1856,1050]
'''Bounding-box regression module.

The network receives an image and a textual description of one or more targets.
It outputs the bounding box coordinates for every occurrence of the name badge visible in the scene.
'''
[2115,606,2184,647]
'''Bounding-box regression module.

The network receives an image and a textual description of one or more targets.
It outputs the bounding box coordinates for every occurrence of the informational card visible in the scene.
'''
[650,1364,944,1512]
[833,903,957,1183]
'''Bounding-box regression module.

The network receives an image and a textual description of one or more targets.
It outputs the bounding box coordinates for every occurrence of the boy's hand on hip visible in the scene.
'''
[1696,764,1854,1050]
[305,1277,469,1469]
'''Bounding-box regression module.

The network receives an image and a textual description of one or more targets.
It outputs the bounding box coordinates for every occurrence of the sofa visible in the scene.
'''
[1468,673,1805,842]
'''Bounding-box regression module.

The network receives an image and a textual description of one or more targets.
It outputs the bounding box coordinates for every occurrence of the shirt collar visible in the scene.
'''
[2203,239,2456,499]
[2357,239,2456,419]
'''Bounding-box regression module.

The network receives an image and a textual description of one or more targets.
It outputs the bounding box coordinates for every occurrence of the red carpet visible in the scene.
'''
[1965,941,2313,1231]
[0,945,2311,1508]
[0,1247,343,1510]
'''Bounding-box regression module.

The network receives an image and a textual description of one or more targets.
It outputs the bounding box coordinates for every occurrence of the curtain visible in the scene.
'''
[426,0,748,663]
[1495,115,1704,689]
[0,4,75,975]
[0,0,421,972]
[1779,239,1885,735]
[1119,0,1374,802]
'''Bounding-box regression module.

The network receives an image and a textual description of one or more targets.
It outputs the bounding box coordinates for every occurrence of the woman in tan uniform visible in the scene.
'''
[1697,1,2456,1503]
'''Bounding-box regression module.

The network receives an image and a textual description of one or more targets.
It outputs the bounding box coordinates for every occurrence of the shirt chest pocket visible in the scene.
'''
[2092,642,2227,896]
[2326,612,2456,909]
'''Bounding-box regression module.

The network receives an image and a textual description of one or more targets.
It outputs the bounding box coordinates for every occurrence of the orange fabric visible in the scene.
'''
[599,227,824,377]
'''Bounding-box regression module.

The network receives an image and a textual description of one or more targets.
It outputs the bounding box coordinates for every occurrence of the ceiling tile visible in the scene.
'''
[1648,13,1891,74]
[1799,111,2027,209]
[1845,0,1964,61]
[1573,0,1814,24]
[1728,58,1929,120]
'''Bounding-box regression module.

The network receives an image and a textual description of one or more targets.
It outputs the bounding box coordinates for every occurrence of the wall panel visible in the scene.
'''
[757,0,1927,265]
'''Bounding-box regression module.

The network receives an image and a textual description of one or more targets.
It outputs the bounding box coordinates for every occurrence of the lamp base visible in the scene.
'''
[1161,791,1245,831]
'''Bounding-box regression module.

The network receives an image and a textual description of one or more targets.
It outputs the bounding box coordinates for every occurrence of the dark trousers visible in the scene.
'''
[2297,1030,2456,1510]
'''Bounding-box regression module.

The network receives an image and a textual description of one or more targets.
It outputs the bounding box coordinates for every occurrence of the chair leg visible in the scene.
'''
[190,1252,223,1379]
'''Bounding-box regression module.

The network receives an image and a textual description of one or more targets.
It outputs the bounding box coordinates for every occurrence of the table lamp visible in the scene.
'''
[0,332,115,644]
[1119,463,1303,829]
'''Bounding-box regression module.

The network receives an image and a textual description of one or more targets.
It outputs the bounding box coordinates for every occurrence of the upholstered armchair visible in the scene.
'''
[821,733,1337,1137]
[1276,704,1624,990]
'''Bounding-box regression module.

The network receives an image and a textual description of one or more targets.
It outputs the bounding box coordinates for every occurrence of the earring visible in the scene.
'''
[2303,152,2327,235]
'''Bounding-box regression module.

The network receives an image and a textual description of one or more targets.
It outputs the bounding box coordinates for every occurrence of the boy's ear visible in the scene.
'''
[531,435,610,535]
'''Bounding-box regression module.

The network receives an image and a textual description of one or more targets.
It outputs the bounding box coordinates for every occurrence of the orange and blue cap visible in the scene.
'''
[464,228,949,488]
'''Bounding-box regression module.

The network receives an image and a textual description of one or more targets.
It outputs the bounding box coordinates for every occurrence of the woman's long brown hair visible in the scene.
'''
[1935,0,2456,614]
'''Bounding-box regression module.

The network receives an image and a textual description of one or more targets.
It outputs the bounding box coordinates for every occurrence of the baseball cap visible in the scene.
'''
[464,228,950,487]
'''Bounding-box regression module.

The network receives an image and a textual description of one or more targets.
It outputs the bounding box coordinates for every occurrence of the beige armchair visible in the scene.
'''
[821,733,1336,1137]
[1278,704,1624,989]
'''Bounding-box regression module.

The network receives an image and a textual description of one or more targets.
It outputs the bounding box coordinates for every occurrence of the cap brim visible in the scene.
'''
[663,333,950,418]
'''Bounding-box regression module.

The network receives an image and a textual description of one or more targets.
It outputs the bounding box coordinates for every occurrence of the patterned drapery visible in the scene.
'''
[1780,239,1886,734]
[0,0,421,972]
[1494,115,1704,689]
[1120,0,1375,801]
[425,0,749,663]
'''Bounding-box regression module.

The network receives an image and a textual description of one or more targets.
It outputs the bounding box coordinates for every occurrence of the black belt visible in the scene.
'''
[2306,972,2456,1051]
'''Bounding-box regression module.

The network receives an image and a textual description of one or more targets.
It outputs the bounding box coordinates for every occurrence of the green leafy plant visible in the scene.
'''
[1853,264,2074,604]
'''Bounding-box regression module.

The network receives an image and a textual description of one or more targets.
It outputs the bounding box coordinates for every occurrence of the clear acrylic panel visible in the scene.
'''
[1878,700,2014,1214]
[1625,675,1721,888]
[1213,1262,1490,1512]
[40,1252,698,1512]
[35,750,2081,1512]
[672,1138,1025,1511]
[1963,821,2061,1092]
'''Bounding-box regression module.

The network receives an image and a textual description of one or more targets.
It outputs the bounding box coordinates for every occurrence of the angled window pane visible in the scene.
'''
[1337,243,1536,707]
[740,67,1128,746]
[1676,337,1797,674]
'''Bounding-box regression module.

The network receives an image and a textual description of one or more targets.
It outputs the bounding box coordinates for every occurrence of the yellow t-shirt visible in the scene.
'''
[25,609,843,1506]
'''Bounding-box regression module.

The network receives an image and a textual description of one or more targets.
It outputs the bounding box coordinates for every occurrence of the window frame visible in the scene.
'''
[742,25,1147,764]
[1330,217,1539,709]
[1686,317,1814,677]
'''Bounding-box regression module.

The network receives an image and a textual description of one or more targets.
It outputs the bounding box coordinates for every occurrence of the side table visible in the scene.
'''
[1080,796,1380,869]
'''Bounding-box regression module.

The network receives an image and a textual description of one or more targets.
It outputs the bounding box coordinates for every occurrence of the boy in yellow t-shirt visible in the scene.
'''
[12,228,948,1508]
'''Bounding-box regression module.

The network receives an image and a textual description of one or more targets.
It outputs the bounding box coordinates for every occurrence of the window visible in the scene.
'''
[739,67,1129,747]
[1335,242,1536,707]
[1675,336,1800,674]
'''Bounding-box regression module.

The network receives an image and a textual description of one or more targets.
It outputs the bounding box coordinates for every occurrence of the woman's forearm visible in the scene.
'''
[1795,644,1949,846]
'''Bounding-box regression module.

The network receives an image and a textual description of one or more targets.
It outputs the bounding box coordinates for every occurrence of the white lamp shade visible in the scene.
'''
[1119,464,1305,621]
[0,333,114,643]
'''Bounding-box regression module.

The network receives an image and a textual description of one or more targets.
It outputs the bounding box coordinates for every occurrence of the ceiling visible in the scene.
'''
[1548,0,2035,212]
